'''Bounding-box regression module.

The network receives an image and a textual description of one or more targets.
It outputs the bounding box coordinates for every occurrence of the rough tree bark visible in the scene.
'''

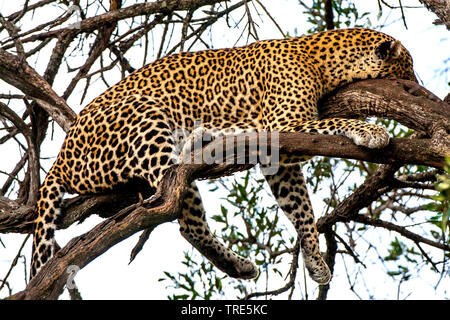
[1,0,449,300]
[2,78,448,300]
[418,0,450,29]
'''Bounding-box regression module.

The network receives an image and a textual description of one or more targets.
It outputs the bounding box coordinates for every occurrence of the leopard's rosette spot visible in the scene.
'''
[31,28,415,285]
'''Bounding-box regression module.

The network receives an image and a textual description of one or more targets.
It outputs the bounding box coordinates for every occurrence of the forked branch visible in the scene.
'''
[3,78,448,299]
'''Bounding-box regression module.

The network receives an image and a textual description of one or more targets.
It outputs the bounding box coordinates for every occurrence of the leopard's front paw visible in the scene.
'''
[348,124,390,149]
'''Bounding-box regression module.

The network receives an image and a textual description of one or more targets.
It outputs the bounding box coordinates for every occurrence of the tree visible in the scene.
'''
[0,0,448,300]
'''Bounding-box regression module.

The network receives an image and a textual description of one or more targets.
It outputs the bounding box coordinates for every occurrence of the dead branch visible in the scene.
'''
[3,0,228,46]
[2,78,448,299]
[418,0,450,29]
[62,2,121,100]
[0,48,76,132]
[0,0,448,300]
[1,79,448,234]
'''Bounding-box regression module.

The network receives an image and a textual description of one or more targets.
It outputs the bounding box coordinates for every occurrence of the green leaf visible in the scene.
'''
[442,206,449,234]
[384,237,405,261]
[255,258,266,266]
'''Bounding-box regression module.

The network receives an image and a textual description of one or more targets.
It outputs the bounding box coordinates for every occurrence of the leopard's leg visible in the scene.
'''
[292,118,390,149]
[178,182,258,279]
[148,119,259,279]
[261,118,389,284]
[81,100,257,279]
[264,165,331,284]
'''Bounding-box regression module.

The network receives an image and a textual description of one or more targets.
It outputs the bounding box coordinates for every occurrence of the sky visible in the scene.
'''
[0,0,449,300]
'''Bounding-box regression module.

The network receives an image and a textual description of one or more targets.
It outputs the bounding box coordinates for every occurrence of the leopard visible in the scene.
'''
[30,28,417,284]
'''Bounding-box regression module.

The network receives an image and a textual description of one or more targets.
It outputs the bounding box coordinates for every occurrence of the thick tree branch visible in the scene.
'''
[2,78,449,299]
[319,79,450,144]
[0,48,76,132]
[1,79,448,234]
[418,0,450,29]
[1,132,446,235]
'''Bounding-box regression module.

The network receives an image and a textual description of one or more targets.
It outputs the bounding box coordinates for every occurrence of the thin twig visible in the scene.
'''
[0,234,30,293]
[245,238,301,299]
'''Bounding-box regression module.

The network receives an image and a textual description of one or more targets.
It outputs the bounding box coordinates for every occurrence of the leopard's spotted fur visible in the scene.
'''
[31,28,416,284]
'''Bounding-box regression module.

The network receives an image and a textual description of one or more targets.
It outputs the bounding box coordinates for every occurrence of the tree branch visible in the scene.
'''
[418,0,450,29]
[0,48,76,132]
[2,78,448,299]
[6,0,229,45]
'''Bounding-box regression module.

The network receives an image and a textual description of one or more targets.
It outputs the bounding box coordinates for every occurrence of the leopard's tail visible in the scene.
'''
[30,166,66,279]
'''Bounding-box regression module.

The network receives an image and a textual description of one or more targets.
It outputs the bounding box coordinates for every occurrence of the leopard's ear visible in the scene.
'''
[375,40,402,60]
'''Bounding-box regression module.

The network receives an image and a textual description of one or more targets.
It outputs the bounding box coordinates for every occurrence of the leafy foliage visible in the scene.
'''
[300,0,372,34]
[161,1,449,300]
[160,170,296,299]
